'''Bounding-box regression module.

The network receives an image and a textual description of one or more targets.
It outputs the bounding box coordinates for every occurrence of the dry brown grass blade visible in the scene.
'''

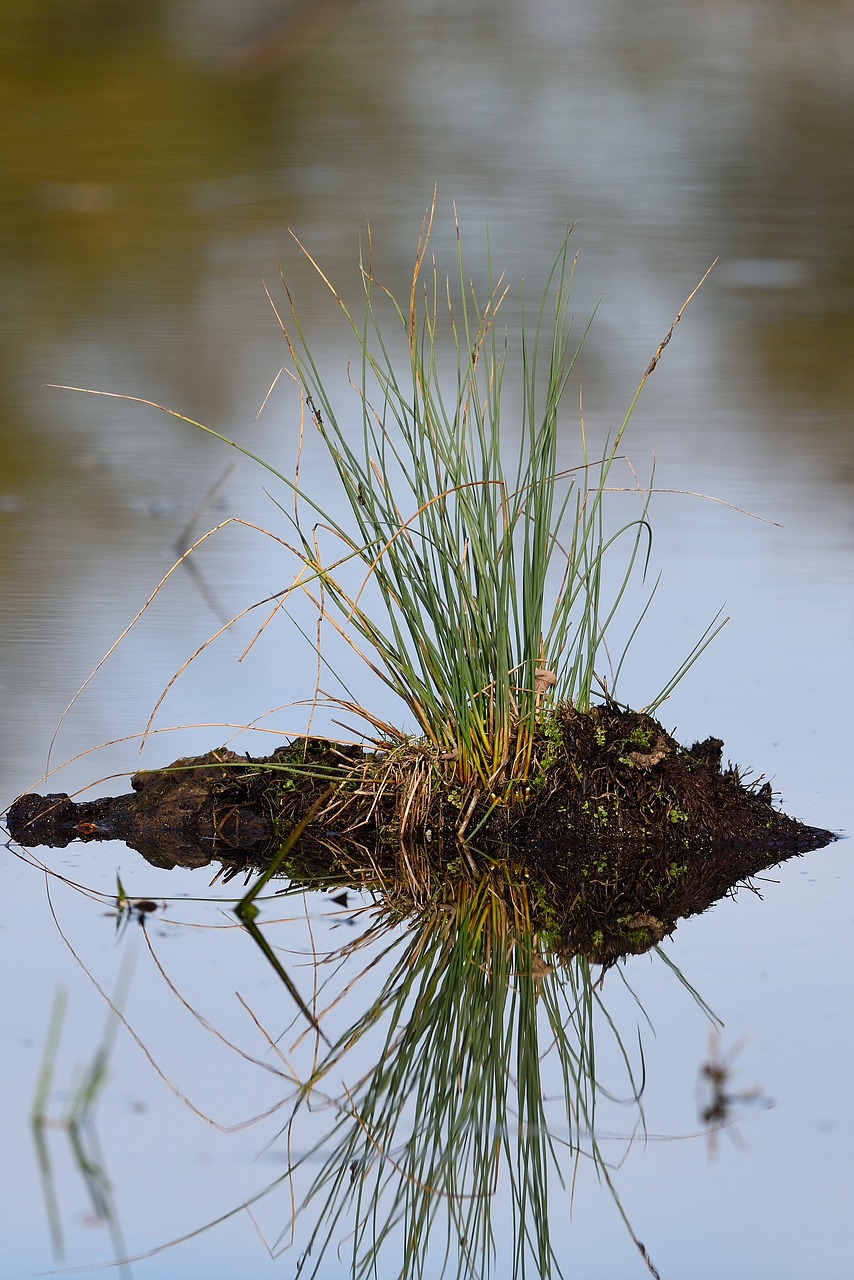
[410,187,438,342]
[642,260,718,380]
[44,517,242,770]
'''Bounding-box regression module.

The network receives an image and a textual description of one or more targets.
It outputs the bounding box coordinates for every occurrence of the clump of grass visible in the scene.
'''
[258,201,717,830]
[276,206,590,800]
[50,200,718,839]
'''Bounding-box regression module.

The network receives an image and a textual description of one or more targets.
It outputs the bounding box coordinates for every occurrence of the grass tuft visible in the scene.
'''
[256,200,718,827]
[49,201,720,836]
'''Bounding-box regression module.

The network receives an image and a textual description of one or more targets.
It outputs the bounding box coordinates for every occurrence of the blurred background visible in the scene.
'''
[2,2,853,1277]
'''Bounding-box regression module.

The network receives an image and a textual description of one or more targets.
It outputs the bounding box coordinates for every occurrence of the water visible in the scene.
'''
[2,3,853,1277]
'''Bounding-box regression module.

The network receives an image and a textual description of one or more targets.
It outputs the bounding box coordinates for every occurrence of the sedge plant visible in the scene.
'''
[262,201,718,830]
[50,202,719,840]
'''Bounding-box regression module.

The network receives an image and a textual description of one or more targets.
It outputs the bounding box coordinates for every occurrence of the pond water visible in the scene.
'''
[2,3,853,1278]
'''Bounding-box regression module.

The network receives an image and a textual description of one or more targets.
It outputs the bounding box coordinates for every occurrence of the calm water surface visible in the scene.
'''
[2,3,853,1277]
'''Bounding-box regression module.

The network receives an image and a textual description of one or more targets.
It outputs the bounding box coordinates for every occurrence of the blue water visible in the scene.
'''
[2,3,853,1277]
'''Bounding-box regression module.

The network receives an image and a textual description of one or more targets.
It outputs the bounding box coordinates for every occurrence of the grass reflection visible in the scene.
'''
[31,967,134,1278]
[235,873,659,1279]
[26,855,777,1280]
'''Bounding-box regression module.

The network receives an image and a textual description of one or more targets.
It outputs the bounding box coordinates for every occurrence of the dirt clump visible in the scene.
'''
[7,705,835,963]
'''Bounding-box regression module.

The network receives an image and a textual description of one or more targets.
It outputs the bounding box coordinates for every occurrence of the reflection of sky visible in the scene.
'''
[2,2,853,1276]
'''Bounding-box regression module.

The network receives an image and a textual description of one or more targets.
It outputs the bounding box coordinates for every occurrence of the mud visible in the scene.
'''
[7,706,836,963]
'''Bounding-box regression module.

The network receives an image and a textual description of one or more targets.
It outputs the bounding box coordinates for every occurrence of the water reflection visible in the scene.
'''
[10,785,821,1277]
[32,980,134,1278]
[278,890,649,1279]
[26,862,676,1278]
[695,1027,770,1162]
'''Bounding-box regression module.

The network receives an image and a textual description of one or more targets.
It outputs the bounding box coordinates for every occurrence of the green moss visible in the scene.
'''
[628,725,653,748]
[531,714,565,790]
[530,880,563,949]
[581,849,612,877]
